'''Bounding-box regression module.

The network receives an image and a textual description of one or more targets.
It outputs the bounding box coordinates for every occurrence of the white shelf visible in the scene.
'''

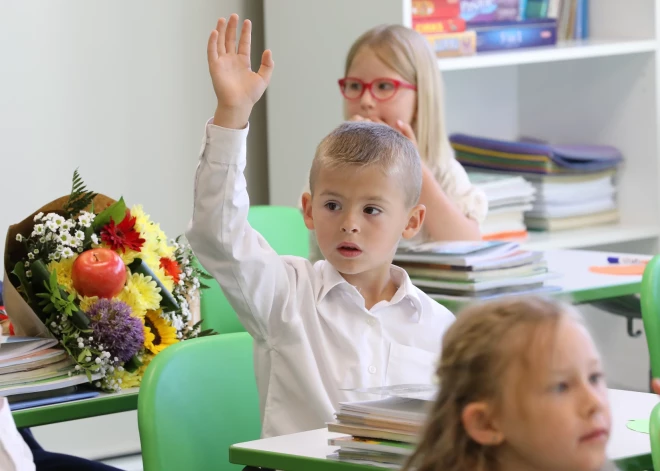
[521,224,659,251]
[438,39,658,71]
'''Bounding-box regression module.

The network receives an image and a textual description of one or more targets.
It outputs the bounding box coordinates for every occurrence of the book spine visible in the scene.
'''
[423,30,478,57]
[413,0,461,19]
[468,19,557,52]
[460,0,520,22]
[413,17,467,34]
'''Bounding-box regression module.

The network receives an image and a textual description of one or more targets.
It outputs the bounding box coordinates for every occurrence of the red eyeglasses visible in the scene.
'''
[338,77,417,101]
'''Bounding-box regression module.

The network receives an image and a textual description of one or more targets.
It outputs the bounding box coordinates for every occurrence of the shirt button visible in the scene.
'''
[368,365,377,374]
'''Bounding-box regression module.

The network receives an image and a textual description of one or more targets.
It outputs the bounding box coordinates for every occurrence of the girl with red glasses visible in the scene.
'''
[302,24,486,261]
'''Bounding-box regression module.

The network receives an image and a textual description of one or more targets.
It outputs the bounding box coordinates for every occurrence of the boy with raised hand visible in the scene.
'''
[186,14,455,438]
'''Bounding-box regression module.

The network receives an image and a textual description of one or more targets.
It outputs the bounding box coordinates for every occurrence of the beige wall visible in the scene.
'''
[0,1,268,277]
[0,0,268,461]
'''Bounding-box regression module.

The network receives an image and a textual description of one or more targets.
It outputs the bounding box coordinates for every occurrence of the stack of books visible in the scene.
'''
[451,133,622,232]
[327,385,438,468]
[0,336,94,399]
[468,171,536,240]
[415,0,571,57]
[394,240,560,302]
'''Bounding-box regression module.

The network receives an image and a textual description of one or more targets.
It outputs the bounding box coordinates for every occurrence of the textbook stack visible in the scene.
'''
[0,336,95,401]
[468,171,536,241]
[327,385,437,468]
[451,134,622,232]
[394,240,560,302]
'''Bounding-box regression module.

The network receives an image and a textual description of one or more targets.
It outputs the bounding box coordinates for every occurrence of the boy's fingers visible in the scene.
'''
[207,30,218,63]
[238,19,252,57]
[257,49,274,85]
[216,17,227,55]
[225,14,238,53]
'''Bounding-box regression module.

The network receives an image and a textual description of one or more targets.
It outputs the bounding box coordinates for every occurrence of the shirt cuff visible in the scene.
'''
[203,118,250,165]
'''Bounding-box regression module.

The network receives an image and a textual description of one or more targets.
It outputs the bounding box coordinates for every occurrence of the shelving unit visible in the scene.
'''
[264,1,660,253]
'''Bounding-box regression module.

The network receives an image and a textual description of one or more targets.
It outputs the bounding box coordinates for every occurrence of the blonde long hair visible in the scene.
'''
[344,24,454,171]
[403,297,582,471]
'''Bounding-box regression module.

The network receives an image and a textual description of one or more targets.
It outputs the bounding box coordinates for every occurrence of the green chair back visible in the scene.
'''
[200,205,309,334]
[641,255,660,380]
[651,402,660,470]
[138,333,260,471]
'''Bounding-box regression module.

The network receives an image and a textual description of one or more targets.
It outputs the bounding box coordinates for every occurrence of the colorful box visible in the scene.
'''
[460,0,520,22]
[424,30,477,57]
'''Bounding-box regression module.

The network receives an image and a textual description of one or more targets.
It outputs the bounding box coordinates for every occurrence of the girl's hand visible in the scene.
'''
[394,119,419,150]
[209,14,274,129]
[348,115,419,150]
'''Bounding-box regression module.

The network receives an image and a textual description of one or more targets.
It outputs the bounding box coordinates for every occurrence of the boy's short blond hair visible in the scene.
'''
[309,121,422,207]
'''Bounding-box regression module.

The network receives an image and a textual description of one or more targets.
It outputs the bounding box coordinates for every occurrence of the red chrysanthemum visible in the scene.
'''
[160,257,182,284]
[101,211,145,253]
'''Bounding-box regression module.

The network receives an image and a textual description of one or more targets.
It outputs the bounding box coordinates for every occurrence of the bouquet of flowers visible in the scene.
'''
[2,170,214,391]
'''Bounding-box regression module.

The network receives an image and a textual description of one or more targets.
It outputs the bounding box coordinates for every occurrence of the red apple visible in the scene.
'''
[71,248,127,298]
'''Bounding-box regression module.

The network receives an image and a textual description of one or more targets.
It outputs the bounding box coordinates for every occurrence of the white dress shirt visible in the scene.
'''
[186,122,455,438]
[0,398,35,471]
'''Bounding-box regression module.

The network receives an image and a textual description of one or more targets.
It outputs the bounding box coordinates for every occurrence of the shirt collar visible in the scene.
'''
[316,262,424,319]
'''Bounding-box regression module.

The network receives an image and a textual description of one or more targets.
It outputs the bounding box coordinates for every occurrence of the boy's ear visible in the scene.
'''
[461,402,504,447]
[301,192,315,230]
[402,204,425,239]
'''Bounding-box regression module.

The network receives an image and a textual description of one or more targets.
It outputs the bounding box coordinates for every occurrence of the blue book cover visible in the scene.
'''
[467,18,557,52]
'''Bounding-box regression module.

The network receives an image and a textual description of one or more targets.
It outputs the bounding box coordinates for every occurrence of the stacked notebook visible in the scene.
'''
[468,171,536,240]
[327,385,438,468]
[451,134,622,232]
[394,240,561,302]
[0,336,93,399]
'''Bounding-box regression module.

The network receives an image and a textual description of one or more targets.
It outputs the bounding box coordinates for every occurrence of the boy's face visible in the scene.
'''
[301,163,424,278]
[496,319,611,471]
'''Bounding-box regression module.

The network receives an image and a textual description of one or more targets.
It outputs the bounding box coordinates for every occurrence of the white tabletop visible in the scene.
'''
[544,249,643,298]
[231,388,658,469]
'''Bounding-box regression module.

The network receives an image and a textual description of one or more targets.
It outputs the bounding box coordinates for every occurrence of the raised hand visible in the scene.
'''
[209,14,274,129]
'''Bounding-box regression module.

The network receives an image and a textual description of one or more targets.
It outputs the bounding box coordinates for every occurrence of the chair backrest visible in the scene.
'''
[138,333,261,471]
[641,255,660,379]
[200,205,309,334]
[651,402,660,469]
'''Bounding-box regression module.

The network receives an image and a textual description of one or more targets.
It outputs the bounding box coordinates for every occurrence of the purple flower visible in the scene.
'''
[85,299,144,363]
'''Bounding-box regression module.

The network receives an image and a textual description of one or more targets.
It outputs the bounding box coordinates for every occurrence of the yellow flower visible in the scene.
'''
[113,354,153,389]
[143,310,179,354]
[130,205,175,259]
[79,296,99,313]
[153,266,175,294]
[48,256,78,294]
[116,273,161,318]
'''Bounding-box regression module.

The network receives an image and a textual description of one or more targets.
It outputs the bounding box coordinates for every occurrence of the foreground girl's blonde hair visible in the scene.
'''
[403,296,581,471]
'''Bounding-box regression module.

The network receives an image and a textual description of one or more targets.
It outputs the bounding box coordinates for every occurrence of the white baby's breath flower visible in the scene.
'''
[61,247,75,259]
[32,224,45,237]
[15,234,23,242]
[34,212,44,222]
[59,232,74,246]
[91,234,99,245]
[25,270,32,278]
[45,220,58,232]
[27,252,34,260]
[75,230,85,241]
[48,252,59,261]
[52,215,65,227]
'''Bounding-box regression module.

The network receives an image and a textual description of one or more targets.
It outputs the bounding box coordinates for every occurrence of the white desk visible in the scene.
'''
[545,249,643,304]
[230,389,658,471]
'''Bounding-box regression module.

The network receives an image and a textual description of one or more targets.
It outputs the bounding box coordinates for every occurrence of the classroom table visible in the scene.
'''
[9,250,646,427]
[230,389,659,471]
[435,249,644,331]
[11,387,138,428]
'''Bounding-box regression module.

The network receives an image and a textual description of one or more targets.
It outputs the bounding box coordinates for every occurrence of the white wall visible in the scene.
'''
[0,0,269,276]
[0,0,267,462]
